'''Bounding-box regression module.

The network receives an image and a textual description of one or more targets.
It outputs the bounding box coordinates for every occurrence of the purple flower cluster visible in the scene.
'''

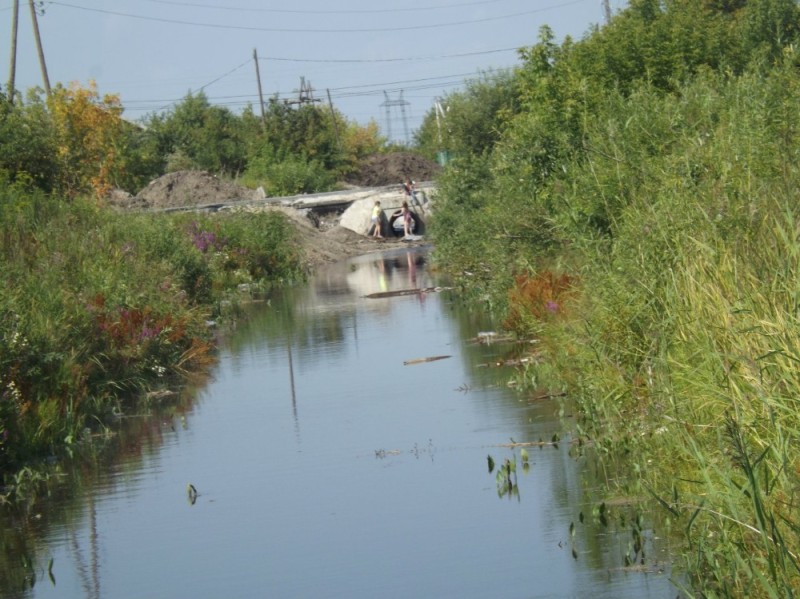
[140,326,159,340]
[193,230,218,252]
[190,222,225,253]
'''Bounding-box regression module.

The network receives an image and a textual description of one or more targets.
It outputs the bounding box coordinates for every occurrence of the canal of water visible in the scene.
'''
[1,246,679,598]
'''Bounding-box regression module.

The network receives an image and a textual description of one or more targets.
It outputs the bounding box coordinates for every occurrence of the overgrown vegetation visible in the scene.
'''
[1,84,386,199]
[0,184,303,486]
[423,0,800,595]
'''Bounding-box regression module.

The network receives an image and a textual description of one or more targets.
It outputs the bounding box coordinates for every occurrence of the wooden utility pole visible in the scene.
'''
[8,0,20,103]
[602,0,612,24]
[28,0,50,96]
[253,48,266,129]
[326,88,341,150]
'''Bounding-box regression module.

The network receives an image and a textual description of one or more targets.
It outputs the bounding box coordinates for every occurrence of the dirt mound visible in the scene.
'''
[347,152,440,187]
[133,170,259,210]
[258,206,391,269]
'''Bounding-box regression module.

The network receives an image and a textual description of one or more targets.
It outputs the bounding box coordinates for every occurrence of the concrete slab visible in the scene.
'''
[339,184,433,235]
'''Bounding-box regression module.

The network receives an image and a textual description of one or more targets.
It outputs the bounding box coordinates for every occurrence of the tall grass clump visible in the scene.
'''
[661,212,800,594]
[430,42,800,592]
[546,62,800,595]
[0,186,304,484]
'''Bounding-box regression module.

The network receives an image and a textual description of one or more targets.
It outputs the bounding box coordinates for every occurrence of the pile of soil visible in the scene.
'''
[346,152,441,187]
[131,170,259,210]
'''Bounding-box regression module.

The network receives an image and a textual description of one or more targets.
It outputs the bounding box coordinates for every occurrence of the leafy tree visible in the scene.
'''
[144,91,247,176]
[262,100,341,171]
[245,98,383,189]
[111,121,165,194]
[415,69,518,160]
[738,0,800,63]
[47,81,127,198]
[0,92,58,191]
[242,141,334,195]
[340,119,384,177]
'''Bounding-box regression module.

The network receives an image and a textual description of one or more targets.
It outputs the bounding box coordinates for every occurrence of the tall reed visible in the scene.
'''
[471,61,800,595]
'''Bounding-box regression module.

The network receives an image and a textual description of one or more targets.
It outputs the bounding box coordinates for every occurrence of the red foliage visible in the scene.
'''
[503,270,575,332]
[87,294,186,349]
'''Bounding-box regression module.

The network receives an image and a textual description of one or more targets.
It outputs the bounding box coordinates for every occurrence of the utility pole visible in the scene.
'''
[434,97,446,146]
[28,0,50,96]
[253,48,266,129]
[433,98,450,165]
[326,88,342,150]
[380,90,410,145]
[602,0,612,24]
[8,0,20,103]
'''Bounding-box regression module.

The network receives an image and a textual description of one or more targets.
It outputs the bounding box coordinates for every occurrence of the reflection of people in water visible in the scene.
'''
[406,252,427,307]
[406,251,417,286]
[376,259,388,292]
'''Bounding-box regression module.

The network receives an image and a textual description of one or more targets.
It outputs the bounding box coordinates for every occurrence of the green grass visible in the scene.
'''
[0,188,304,486]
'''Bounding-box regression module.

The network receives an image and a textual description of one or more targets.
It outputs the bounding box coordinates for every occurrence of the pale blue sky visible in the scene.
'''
[2,0,627,143]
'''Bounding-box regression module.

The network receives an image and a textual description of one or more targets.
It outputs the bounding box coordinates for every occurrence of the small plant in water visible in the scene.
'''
[487,453,518,500]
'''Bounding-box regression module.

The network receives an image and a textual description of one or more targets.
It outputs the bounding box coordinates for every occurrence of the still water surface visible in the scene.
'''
[5,247,678,598]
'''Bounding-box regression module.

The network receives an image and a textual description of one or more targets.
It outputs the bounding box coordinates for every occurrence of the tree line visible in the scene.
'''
[0,82,385,198]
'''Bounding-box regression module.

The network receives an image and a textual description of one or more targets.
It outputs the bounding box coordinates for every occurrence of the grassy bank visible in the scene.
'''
[430,59,800,596]
[0,188,304,490]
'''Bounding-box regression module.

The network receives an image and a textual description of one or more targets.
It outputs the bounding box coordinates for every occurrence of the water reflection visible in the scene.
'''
[0,246,678,599]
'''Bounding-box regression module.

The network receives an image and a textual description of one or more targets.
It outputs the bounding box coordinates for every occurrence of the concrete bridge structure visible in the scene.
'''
[160,181,436,236]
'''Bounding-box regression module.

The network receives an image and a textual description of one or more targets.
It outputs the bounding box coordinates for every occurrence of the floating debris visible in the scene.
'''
[363,286,453,299]
[526,391,567,402]
[403,355,451,365]
[476,356,535,368]
[493,439,558,448]
[374,449,402,459]
[467,332,538,345]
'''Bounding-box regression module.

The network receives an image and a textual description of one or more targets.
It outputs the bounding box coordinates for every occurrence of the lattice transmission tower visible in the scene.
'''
[380,90,410,145]
[285,77,321,107]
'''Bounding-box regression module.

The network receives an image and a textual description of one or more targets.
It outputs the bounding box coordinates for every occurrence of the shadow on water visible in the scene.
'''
[0,246,681,599]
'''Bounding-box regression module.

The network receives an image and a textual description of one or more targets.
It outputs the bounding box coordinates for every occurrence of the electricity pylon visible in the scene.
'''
[380,90,410,145]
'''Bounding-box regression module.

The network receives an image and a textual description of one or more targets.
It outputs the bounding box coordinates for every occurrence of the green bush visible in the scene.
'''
[242,150,335,196]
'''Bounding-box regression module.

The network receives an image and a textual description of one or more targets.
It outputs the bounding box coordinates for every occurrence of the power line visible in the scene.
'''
[141,0,512,15]
[120,70,502,110]
[257,47,519,64]
[48,0,592,34]
[327,71,509,93]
